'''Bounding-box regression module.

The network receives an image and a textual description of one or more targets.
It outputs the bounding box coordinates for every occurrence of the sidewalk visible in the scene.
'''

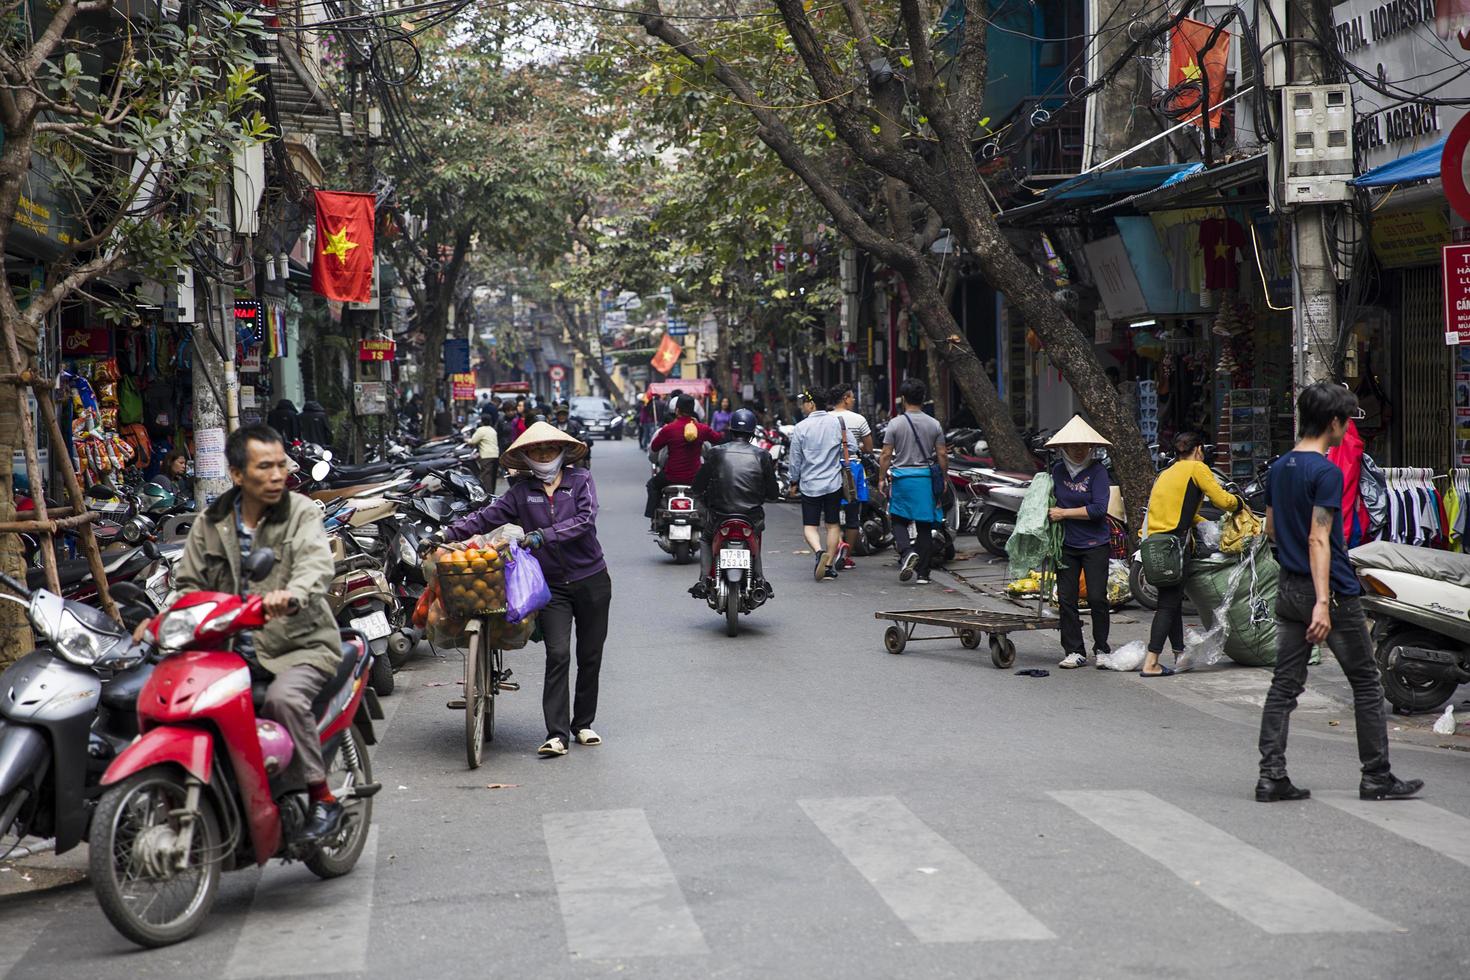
[936,548,1470,754]
[0,841,88,899]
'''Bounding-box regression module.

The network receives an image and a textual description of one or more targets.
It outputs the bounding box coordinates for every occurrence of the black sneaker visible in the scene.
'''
[299,800,344,842]
[1359,775,1424,800]
[822,566,839,581]
[1255,776,1311,802]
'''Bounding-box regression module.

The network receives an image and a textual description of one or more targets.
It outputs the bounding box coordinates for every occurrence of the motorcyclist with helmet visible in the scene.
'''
[688,408,778,599]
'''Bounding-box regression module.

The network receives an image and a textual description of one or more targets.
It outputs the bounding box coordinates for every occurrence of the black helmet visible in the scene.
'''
[728,408,758,436]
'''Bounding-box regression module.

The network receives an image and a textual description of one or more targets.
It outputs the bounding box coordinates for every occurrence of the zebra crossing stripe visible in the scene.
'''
[224,827,379,978]
[543,809,708,958]
[799,796,1054,943]
[1050,790,1396,934]
[0,903,51,979]
[1318,792,1470,870]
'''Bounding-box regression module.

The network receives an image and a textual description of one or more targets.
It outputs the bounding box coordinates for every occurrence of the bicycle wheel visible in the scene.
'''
[465,630,485,769]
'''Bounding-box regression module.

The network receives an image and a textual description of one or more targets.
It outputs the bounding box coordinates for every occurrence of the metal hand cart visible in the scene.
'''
[873,607,1060,667]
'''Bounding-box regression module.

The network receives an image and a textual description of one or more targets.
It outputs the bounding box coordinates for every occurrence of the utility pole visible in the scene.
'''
[192,181,240,504]
[1288,0,1339,387]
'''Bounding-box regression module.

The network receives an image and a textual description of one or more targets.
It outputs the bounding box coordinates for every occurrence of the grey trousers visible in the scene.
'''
[262,663,333,785]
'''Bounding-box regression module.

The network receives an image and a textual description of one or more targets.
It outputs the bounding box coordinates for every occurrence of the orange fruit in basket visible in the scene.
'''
[483,547,499,564]
[464,548,479,561]
[470,558,488,574]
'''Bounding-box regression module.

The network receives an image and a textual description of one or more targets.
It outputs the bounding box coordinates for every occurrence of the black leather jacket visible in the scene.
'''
[692,439,778,518]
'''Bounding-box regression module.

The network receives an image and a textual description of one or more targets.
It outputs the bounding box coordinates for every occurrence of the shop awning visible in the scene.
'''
[1352,138,1445,187]
[999,163,1199,225]
[1100,154,1268,213]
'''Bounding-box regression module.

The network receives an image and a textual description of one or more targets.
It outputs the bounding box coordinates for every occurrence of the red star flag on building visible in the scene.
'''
[1168,18,1231,129]
[651,333,682,374]
[311,190,375,303]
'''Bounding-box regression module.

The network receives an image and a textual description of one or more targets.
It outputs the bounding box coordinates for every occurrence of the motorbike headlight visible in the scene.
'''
[467,483,486,503]
[45,601,128,667]
[157,602,219,650]
[54,628,108,666]
[396,534,417,567]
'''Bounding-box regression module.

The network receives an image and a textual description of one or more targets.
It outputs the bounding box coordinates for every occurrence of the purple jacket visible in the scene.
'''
[1049,459,1111,550]
[444,468,607,586]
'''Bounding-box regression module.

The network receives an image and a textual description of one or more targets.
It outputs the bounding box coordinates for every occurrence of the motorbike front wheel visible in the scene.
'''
[90,770,221,948]
[305,724,374,879]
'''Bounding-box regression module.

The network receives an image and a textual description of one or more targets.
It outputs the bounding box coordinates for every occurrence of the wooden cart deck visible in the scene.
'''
[874,607,1061,667]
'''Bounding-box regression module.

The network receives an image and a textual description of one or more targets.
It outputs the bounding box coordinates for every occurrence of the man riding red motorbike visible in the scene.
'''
[688,408,778,600]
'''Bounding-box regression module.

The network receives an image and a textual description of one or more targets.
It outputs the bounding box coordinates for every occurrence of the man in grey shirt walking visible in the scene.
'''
[788,386,847,581]
[879,379,947,584]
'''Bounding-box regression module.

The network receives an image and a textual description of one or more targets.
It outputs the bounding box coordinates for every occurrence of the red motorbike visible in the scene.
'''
[694,516,772,637]
[89,548,381,948]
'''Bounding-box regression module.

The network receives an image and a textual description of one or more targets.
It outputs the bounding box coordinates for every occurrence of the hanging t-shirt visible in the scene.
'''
[1200,217,1245,290]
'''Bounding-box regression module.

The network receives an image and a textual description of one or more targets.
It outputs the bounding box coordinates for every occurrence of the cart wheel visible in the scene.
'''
[884,626,907,655]
[959,629,982,650]
[989,635,1016,669]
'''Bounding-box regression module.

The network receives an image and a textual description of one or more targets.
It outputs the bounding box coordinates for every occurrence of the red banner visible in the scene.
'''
[60,327,111,357]
[311,190,375,303]
[651,334,682,374]
[1168,18,1230,128]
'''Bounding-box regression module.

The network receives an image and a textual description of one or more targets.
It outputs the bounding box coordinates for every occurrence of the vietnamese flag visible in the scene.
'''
[651,334,682,374]
[311,190,375,303]
[1168,18,1230,128]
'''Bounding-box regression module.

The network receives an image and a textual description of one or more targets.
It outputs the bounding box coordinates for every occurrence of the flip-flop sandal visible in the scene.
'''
[1140,665,1176,677]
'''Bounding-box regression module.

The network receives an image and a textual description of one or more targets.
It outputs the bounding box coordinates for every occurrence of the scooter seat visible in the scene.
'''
[312,636,368,719]
[100,661,155,713]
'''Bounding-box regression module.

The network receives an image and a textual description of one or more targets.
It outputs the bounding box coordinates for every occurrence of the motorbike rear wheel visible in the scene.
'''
[90,770,221,948]
[724,591,740,637]
[305,724,374,879]
[976,511,1011,559]
[1376,627,1462,714]
[369,654,395,697]
[673,541,692,565]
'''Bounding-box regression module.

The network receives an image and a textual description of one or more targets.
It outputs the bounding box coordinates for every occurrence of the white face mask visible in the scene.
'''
[527,452,566,484]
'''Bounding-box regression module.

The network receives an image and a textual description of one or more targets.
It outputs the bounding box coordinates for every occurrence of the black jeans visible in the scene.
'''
[893,518,934,578]
[645,473,670,520]
[1148,583,1186,654]
[1258,572,1391,780]
[1057,544,1110,656]
[539,570,612,745]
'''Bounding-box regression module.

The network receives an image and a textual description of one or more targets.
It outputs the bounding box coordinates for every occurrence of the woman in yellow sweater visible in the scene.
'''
[1142,432,1245,676]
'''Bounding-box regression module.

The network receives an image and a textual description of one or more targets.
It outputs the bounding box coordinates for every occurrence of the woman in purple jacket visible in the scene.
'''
[443,421,611,758]
[1044,417,1114,669]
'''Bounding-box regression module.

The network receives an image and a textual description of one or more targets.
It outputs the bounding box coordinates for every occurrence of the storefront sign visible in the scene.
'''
[1371,205,1450,267]
[233,300,264,343]
[195,426,227,479]
[60,327,111,357]
[239,385,256,410]
[238,347,262,372]
[1441,243,1470,344]
[1082,235,1149,320]
[354,381,387,415]
[451,373,475,400]
[443,338,470,375]
[1332,0,1470,170]
[359,339,396,362]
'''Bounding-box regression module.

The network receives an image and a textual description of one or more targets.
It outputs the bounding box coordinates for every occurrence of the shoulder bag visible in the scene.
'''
[1140,532,1185,587]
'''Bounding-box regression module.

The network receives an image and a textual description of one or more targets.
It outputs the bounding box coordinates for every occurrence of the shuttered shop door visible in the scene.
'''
[1397,265,1452,467]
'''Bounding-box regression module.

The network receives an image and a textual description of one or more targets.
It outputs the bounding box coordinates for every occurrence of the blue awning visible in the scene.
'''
[1043,164,1197,201]
[1352,139,1444,187]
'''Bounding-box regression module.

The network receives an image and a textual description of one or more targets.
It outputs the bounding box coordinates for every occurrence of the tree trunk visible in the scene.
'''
[714,307,734,406]
[555,299,625,408]
[0,366,30,667]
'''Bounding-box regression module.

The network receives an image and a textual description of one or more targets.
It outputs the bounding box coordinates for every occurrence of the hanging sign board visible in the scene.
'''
[1441,243,1470,344]
[354,381,387,415]
[451,373,476,400]
[359,339,396,362]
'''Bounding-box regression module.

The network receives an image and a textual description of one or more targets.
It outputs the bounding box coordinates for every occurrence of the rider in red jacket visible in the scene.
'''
[645,394,721,523]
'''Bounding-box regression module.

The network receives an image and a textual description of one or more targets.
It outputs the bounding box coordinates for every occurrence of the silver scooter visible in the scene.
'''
[0,573,149,854]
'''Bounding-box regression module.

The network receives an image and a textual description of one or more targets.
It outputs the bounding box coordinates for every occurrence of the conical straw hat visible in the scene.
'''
[1045,415,1111,447]
[500,420,589,469]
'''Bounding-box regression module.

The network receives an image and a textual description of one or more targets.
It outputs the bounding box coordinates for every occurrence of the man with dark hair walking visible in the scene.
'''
[1257,382,1422,803]
[879,378,946,585]
[788,385,846,581]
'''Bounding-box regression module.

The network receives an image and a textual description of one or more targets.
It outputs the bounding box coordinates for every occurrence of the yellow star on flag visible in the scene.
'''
[322,226,359,265]
[1181,60,1202,81]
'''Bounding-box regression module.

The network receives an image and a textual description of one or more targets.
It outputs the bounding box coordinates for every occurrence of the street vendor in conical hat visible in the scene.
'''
[1044,415,1114,670]
[439,420,610,759]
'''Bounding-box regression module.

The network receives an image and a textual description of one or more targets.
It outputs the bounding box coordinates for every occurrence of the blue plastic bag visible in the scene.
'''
[504,542,551,624]
[841,460,869,505]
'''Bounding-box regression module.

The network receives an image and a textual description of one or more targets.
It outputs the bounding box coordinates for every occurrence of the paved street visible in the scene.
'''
[4,440,1470,978]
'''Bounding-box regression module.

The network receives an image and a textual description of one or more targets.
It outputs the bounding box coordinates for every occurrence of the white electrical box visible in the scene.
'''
[1281,84,1354,203]
[165,266,195,324]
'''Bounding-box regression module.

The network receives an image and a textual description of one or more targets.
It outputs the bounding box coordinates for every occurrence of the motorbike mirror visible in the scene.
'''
[143,538,160,560]
[242,548,276,583]
[311,460,331,482]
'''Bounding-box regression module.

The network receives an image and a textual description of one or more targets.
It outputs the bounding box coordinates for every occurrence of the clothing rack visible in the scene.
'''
[1379,468,1465,551]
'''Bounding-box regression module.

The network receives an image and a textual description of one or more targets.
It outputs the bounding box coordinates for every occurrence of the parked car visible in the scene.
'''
[570,396,625,440]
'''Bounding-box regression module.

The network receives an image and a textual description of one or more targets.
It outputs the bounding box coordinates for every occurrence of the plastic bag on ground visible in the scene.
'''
[1176,625,1226,671]
[1433,705,1457,736]
[1097,640,1147,671]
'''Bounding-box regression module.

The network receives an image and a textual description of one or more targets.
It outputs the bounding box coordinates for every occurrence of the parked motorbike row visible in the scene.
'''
[0,427,497,948]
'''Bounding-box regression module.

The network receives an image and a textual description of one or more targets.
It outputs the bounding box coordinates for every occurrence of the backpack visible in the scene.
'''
[117,376,143,426]
[1359,453,1388,538]
[143,377,174,435]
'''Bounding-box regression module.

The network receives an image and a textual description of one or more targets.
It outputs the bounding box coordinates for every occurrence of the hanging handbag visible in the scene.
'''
[838,418,859,503]
[902,413,946,499]
[1140,532,1186,587]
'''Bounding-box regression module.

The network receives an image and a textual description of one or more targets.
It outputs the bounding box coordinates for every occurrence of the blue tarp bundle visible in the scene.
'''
[1351,139,1444,187]
[1043,164,1195,201]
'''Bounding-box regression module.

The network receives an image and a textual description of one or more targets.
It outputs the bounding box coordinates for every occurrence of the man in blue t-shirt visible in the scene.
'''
[1258,383,1422,804]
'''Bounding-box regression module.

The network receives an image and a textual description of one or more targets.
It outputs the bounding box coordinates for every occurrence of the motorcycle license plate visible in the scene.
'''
[719,548,751,570]
[351,611,391,641]
[669,524,693,541]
